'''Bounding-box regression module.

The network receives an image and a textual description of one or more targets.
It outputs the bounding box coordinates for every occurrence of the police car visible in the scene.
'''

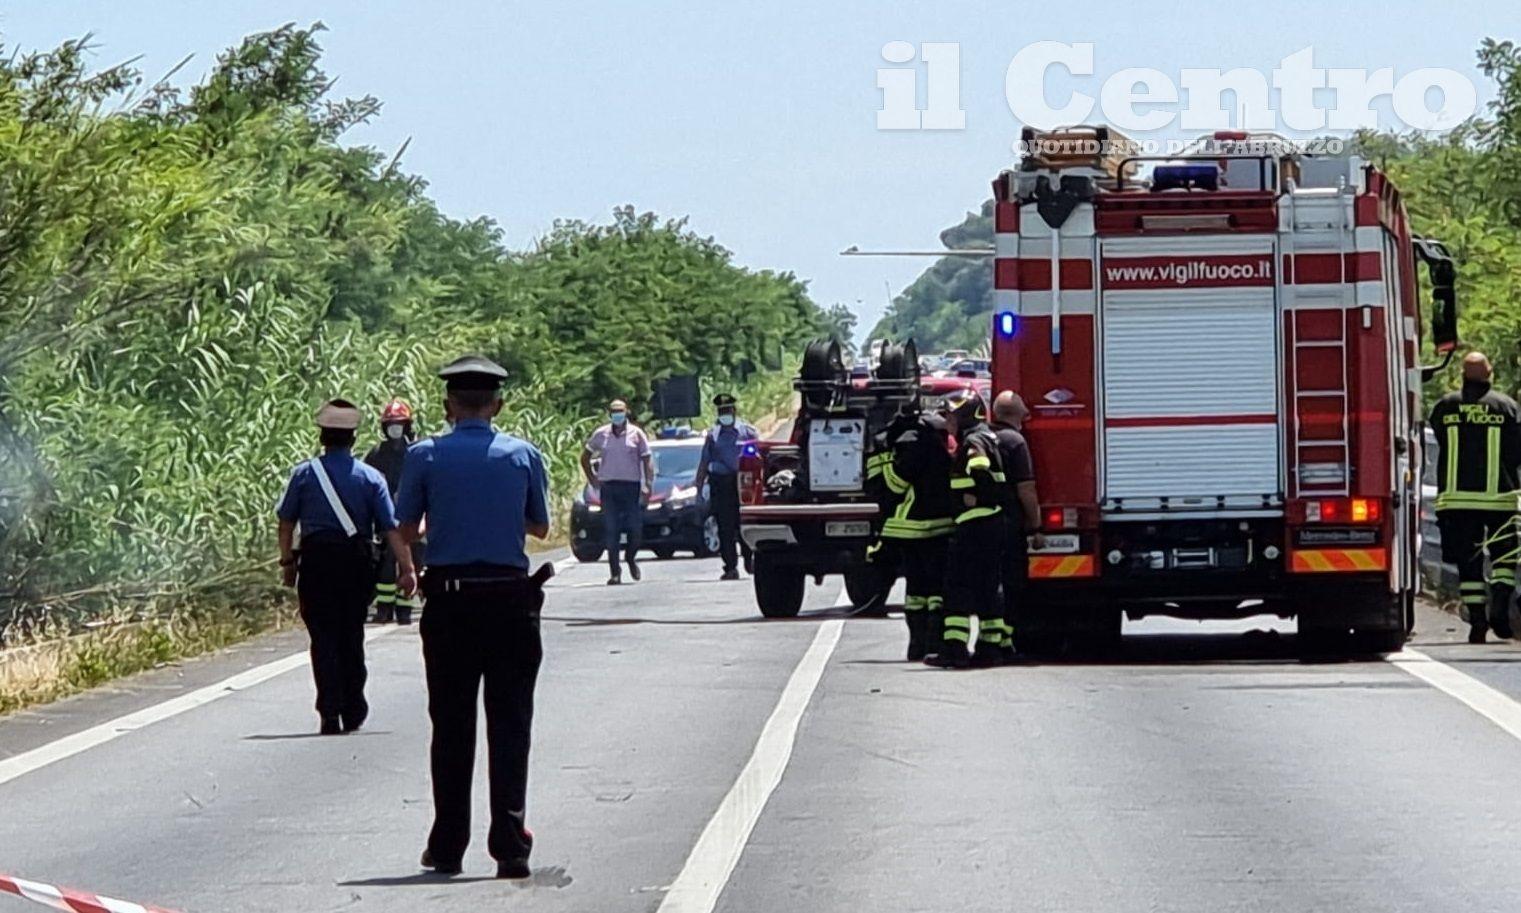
[570,429,721,562]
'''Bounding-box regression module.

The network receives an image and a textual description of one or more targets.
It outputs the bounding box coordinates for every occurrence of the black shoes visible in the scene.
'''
[420,849,462,875]
[319,716,342,736]
[924,641,971,669]
[720,568,740,581]
[1489,613,1514,640]
[372,606,394,624]
[496,857,532,879]
[396,608,413,626]
[969,646,1003,669]
[607,573,622,585]
[341,710,366,733]
[1470,623,1489,644]
[904,610,928,662]
[629,559,641,581]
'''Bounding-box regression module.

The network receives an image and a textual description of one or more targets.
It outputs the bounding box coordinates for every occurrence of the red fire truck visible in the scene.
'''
[994,128,1458,654]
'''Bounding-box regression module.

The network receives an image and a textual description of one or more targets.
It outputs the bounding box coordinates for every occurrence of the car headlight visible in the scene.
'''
[668,485,699,505]
[587,504,601,513]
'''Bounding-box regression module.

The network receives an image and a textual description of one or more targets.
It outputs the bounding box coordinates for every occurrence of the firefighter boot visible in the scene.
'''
[971,620,1005,668]
[925,613,972,668]
[921,599,946,657]
[925,639,971,669]
[1490,584,1515,639]
[903,597,929,661]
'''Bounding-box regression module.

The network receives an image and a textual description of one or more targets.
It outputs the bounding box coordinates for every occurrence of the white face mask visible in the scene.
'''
[385,424,405,440]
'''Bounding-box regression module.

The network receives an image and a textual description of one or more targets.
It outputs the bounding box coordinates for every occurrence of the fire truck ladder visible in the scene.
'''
[1287,190,1353,497]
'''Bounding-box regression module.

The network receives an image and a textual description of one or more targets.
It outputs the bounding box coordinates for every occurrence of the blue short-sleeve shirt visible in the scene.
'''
[276,451,397,538]
[699,420,759,476]
[395,419,549,570]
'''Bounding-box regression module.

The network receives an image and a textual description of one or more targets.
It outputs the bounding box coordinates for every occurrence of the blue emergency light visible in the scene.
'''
[1152,163,1220,192]
[996,311,1018,338]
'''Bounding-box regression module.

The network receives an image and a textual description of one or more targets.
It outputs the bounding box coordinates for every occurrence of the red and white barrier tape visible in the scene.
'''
[0,874,181,913]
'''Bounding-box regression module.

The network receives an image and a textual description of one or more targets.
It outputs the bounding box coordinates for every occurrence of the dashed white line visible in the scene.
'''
[1386,647,1521,742]
[656,617,845,913]
[0,626,399,787]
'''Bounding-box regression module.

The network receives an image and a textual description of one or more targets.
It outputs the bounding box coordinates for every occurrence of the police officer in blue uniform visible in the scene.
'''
[276,399,414,735]
[693,393,758,580]
[395,355,552,880]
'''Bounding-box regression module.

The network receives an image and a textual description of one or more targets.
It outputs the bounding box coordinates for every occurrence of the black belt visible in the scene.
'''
[422,562,555,597]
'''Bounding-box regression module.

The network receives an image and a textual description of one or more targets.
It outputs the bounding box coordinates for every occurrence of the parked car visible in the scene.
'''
[570,430,721,562]
[935,357,991,378]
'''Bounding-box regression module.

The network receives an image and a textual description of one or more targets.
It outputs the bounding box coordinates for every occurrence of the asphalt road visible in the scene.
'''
[5,556,1521,913]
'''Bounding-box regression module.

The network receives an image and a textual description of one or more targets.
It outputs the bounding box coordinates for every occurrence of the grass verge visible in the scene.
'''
[0,595,297,717]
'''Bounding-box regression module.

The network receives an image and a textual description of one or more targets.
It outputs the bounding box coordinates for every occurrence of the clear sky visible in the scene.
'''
[3,1,1518,340]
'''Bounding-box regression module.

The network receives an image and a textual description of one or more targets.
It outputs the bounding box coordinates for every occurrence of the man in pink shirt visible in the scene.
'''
[580,399,655,585]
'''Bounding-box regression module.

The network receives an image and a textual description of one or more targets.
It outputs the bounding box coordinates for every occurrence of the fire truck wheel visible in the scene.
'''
[754,560,805,618]
[572,541,604,563]
[1010,605,1064,656]
[843,565,892,614]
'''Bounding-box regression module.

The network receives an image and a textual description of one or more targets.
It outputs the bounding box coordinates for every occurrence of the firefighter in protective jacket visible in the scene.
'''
[364,398,423,624]
[871,407,956,660]
[925,388,1007,669]
[1431,352,1521,643]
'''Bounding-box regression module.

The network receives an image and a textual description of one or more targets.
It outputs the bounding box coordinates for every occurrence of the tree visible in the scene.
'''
[0,26,827,631]
[868,201,994,352]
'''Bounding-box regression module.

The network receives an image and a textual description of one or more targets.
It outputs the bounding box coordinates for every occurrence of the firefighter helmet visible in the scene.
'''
[940,386,986,426]
[381,398,413,424]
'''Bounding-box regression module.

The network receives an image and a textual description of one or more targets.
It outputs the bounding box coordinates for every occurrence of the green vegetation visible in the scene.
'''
[868,202,994,352]
[0,24,833,638]
[1352,40,1521,395]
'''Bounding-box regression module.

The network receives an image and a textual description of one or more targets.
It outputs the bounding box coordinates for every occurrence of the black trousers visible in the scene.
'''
[901,535,948,612]
[296,543,375,722]
[709,473,748,571]
[943,517,1006,647]
[420,579,544,864]
[1001,520,1029,634]
[1441,509,1519,629]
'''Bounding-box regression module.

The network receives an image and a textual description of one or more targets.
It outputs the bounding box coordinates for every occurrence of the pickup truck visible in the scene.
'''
[738,340,990,618]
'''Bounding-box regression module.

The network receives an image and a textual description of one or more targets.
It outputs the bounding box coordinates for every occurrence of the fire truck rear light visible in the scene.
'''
[1304,498,1382,524]
[1044,507,1078,529]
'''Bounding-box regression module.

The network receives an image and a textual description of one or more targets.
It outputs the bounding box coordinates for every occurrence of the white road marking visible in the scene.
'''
[0,626,400,787]
[656,617,845,913]
[1386,647,1521,742]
